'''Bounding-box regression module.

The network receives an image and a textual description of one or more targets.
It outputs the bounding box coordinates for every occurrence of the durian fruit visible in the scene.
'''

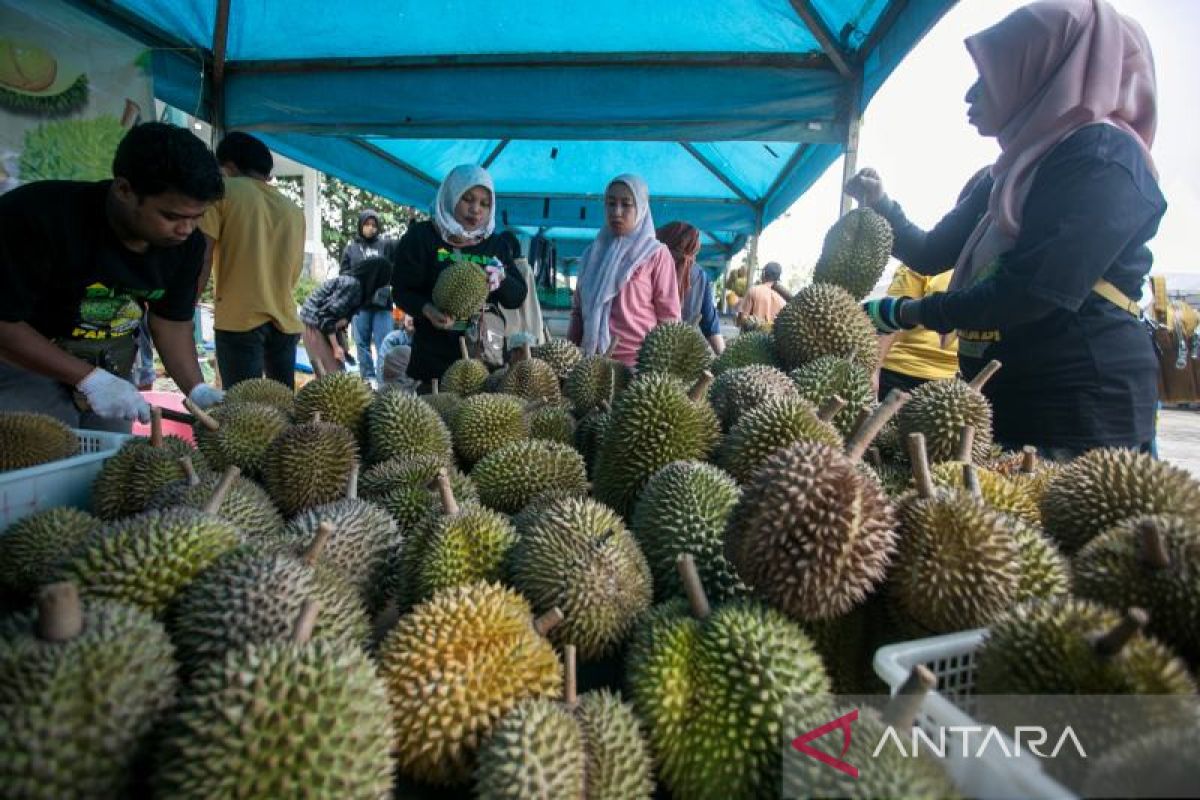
[784,666,958,800]
[65,469,243,615]
[501,345,562,402]
[725,394,906,621]
[564,354,631,414]
[574,400,612,477]
[475,645,654,800]
[711,330,779,374]
[716,395,842,484]
[890,440,1021,633]
[0,411,78,471]
[472,439,588,515]
[801,599,877,695]
[167,525,369,673]
[451,392,529,465]
[441,337,490,397]
[531,338,582,381]
[630,460,745,602]
[377,582,562,785]
[189,399,288,480]
[401,470,518,608]
[421,378,463,425]
[811,206,895,300]
[292,371,375,443]
[627,556,830,800]
[0,507,96,603]
[527,401,576,445]
[262,416,359,517]
[1013,523,1072,604]
[772,283,880,371]
[592,372,720,517]
[707,364,797,432]
[360,454,477,531]
[991,445,1062,510]
[896,362,998,464]
[1081,724,1200,800]
[1041,447,1200,554]
[0,42,89,116]
[635,321,713,384]
[508,496,652,660]
[1073,515,1200,667]
[153,602,394,799]
[147,458,283,541]
[930,456,1041,526]
[364,389,454,465]
[91,425,202,519]
[0,583,176,800]
[789,354,876,439]
[223,377,294,414]
[433,254,489,319]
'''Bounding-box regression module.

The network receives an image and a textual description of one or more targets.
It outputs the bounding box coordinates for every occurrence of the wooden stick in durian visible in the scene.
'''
[906,433,935,500]
[881,665,937,728]
[845,389,910,462]
[817,395,847,424]
[956,424,976,464]
[183,397,220,431]
[346,461,360,500]
[433,468,459,515]
[968,359,1002,391]
[179,456,201,487]
[37,582,83,642]
[431,378,440,395]
[304,521,335,566]
[688,371,714,402]
[291,600,320,645]
[149,406,163,448]
[1090,607,1149,658]
[962,464,982,497]
[1138,519,1172,569]
[564,644,579,709]
[1020,446,1038,474]
[534,607,565,637]
[676,553,711,620]
[202,465,241,515]
[459,336,471,361]
[522,342,533,361]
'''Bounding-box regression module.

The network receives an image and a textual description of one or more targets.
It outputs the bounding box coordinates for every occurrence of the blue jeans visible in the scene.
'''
[353,309,394,380]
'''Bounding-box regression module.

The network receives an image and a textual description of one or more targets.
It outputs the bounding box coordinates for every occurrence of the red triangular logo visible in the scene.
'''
[791,708,859,779]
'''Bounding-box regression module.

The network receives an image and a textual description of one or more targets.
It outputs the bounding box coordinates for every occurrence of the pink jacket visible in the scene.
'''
[570,247,681,366]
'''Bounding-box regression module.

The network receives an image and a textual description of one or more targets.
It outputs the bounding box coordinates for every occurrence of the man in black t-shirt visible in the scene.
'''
[0,122,226,432]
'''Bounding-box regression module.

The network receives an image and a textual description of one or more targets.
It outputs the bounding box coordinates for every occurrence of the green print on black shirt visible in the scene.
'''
[71,282,164,340]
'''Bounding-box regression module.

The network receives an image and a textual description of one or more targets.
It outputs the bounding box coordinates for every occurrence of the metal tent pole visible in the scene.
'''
[744,207,765,292]
[839,76,863,218]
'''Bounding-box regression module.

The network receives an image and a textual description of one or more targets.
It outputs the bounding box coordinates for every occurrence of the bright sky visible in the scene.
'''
[757,0,1200,290]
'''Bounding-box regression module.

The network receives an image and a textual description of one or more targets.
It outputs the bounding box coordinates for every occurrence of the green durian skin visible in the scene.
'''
[811,206,894,301]
[0,507,97,602]
[0,411,79,472]
[635,321,713,384]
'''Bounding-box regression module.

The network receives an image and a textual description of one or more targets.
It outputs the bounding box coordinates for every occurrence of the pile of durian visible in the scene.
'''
[1,217,1198,799]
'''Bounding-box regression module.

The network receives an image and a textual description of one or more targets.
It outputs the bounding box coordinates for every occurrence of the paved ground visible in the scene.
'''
[1158,406,1200,477]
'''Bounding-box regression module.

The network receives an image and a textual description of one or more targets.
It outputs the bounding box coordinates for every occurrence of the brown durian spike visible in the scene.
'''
[37,582,83,642]
[202,465,241,515]
[563,644,579,709]
[956,424,976,464]
[434,468,459,515]
[1138,519,1172,570]
[304,521,335,566]
[1020,446,1038,474]
[184,397,220,431]
[906,433,935,500]
[676,553,711,620]
[817,395,848,424]
[962,464,982,497]
[845,389,910,462]
[179,456,202,487]
[291,599,320,645]
[346,461,360,500]
[604,336,622,358]
[149,406,164,448]
[431,378,440,395]
[882,664,937,728]
[688,371,715,402]
[968,359,1002,391]
[1090,607,1149,658]
[459,337,471,361]
[534,607,565,637]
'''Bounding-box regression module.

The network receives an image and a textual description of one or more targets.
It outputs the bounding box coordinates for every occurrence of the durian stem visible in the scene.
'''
[1090,608,1149,658]
[817,395,847,424]
[150,407,163,447]
[434,468,459,515]
[346,462,360,500]
[183,397,220,431]
[522,342,533,361]
[962,464,981,497]
[882,665,937,729]
[604,336,622,358]
[866,447,884,472]
[1138,520,1172,570]
[597,399,611,414]
[202,465,241,515]
[291,600,320,645]
[1020,446,1038,474]
[956,425,976,464]
[907,433,935,499]
[564,644,578,709]
[312,357,327,379]
[311,411,323,424]
[304,521,334,566]
[534,607,565,637]
[845,389,910,463]
[179,456,201,487]
[459,336,470,361]
[431,378,440,396]
[676,553,711,620]
[968,359,1002,391]
[37,582,83,642]
[688,371,715,402]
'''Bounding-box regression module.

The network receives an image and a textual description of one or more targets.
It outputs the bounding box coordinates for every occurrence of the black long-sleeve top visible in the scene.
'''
[874,124,1166,450]
[391,220,527,381]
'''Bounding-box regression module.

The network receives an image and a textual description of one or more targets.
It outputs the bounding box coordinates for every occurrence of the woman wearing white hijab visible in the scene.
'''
[569,174,681,366]
[392,164,527,388]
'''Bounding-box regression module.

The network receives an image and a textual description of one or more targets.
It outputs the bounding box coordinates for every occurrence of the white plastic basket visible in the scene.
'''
[0,429,130,530]
[874,629,1076,800]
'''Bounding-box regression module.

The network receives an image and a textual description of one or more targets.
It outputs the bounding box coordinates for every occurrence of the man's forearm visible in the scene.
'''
[0,320,93,385]
[148,314,203,394]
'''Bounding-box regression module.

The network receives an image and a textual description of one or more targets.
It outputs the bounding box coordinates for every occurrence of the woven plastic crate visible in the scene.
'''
[0,429,130,530]
[874,629,1076,800]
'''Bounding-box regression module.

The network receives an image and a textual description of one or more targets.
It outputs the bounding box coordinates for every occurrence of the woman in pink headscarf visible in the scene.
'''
[849,0,1165,459]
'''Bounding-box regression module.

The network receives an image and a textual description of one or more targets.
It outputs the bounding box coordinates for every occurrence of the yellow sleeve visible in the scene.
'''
[886,265,927,300]
[198,198,224,240]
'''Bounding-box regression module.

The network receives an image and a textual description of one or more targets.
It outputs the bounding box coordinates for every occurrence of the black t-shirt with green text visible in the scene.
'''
[0,180,203,342]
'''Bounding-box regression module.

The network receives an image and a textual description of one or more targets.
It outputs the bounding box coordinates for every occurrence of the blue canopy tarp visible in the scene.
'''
[74,0,955,239]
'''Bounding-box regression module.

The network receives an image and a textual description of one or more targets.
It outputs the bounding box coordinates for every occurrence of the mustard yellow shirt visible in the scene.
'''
[882,266,959,380]
[199,177,305,334]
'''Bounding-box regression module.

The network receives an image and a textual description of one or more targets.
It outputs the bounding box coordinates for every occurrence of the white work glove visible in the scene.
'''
[485,258,505,292]
[188,382,225,409]
[77,368,151,423]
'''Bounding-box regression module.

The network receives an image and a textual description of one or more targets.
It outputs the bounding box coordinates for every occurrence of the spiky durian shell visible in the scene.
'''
[707,364,797,432]
[896,378,993,464]
[811,206,895,300]
[273,498,400,599]
[471,439,588,515]
[717,396,842,484]
[772,283,880,371]
[148,472,283,541]
[789,355,877,439]
[262,420,358,517]
[564,355,631,414]
[635,321,713,384]
[364,390,453,465]
[432,257,489,319]
[0,411,78,471]
[401,502,517,609]
[223,377,294,414]
[500,357,562,402]
[292,372,375,441]
[451,393,529,465]
[711,330,779,375]
[531,338,583,380]
[442,356,490,397]
[193,401,288,480]
[0,508,96,601]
